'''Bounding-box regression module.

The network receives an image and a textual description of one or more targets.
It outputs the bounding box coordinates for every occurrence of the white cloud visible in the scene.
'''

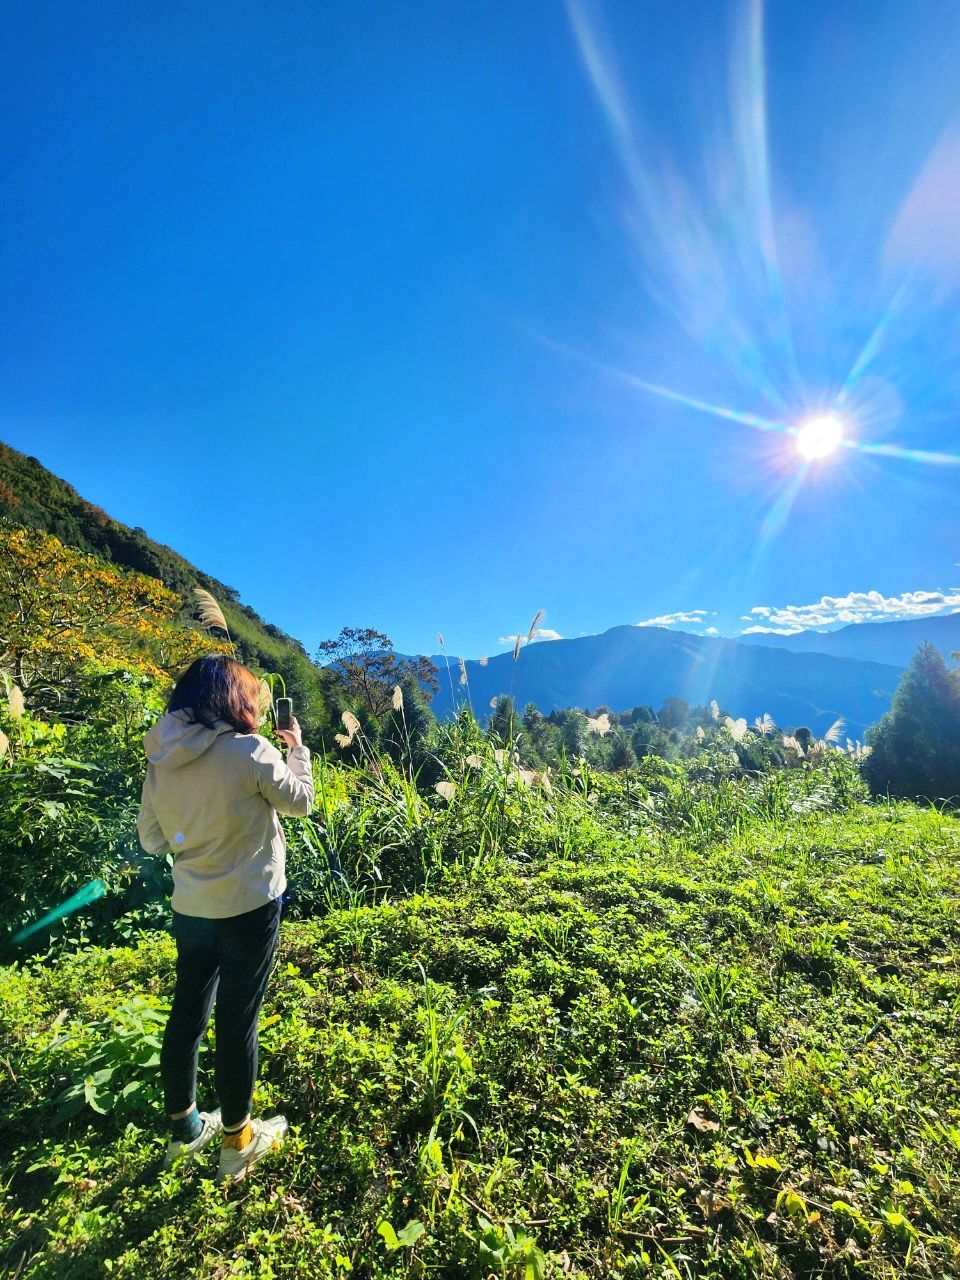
[498,628,563,647]
[739,589,960,635]
[741,625,806,636]
[704,626,719,636]
[638,609,714,629]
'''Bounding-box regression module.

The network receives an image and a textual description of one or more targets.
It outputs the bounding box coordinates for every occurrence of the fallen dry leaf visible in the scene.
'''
[687,1108,720,1133]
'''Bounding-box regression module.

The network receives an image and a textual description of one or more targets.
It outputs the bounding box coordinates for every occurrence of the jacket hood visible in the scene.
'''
[144,710,234,769]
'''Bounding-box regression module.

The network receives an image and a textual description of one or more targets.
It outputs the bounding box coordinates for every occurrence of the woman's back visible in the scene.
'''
[139,709,314,919]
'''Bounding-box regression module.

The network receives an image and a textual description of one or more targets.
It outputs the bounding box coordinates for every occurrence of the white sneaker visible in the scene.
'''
[216,1115,289,1184]
[164,1109,222,1169]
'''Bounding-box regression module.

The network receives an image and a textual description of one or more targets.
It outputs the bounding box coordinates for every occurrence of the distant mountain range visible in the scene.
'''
[430,625,903,737]
[741,611,960,668]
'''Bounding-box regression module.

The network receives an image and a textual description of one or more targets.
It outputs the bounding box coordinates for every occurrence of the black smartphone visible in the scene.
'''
[276,697,293,731]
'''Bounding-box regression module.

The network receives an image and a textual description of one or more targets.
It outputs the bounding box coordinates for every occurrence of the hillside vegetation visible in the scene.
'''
[1,494,959,1279]
[3,767,959,1278]
[0,441,334,743]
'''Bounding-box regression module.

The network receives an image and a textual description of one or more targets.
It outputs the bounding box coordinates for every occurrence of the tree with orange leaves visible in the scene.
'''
[0,522,226,705]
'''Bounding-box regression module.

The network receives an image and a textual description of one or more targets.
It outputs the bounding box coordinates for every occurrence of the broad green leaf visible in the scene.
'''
[394,1220,424,1247]
[376,1221,400,1251]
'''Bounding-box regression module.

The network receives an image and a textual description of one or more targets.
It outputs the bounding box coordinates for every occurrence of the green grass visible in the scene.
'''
[2,792,959,1279]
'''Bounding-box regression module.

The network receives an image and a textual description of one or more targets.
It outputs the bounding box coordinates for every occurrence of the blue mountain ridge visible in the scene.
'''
[426,624,905,737]
[740,610,960,668]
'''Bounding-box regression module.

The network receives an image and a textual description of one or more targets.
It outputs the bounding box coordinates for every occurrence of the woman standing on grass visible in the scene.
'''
[137,654,314,1182]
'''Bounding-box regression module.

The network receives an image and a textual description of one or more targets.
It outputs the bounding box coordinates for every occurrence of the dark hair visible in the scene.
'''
[168,654,260,734]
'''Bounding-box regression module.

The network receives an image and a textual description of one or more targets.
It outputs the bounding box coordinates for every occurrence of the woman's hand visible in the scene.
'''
[277,717,303,752]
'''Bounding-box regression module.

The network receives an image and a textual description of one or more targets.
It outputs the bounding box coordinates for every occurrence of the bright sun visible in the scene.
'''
[795,414,845,461]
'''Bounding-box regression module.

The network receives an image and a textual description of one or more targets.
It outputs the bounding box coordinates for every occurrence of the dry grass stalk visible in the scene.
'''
[335,710,362,748]
[437,632,457,708]
[823,717,845,745]
[710,699,720,722]
[459,657,468,686]
[782,734,804,758]
[586,712,612,736]
[7,684,25,719]
[526,610,545,643]
[392,685,404,712]
[479,655,488,667]
[0,729,8,758]
[194,587,230,637]
[435,781,456,802]
[508,768,537,788]
[257,680,272,718]
[724,716,748,743]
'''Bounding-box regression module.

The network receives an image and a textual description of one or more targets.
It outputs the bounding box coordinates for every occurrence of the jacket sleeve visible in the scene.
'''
[137,775,170,855]
[252,741,315,818]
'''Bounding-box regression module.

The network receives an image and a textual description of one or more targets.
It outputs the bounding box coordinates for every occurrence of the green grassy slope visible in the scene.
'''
[0,440,333,740]
[3,795,958,1279]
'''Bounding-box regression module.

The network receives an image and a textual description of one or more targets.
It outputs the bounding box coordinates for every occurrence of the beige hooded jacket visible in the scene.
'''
[137,710,314,919]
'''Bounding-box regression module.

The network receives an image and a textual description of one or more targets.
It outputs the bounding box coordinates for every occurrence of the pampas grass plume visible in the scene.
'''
[335,710,361,748]
[823,717,845,745]
[257,680,272,718]
[194,587,230,637]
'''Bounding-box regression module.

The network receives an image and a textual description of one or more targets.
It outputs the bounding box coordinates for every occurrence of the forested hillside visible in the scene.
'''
[0,441,334,742]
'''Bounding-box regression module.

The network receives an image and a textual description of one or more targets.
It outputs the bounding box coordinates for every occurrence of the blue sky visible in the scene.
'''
[2,0,959,657]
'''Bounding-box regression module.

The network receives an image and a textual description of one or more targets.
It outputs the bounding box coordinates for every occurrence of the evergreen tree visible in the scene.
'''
[381,675,436,772]
[520,702,551,767]
[607,727,636,771]
[560,708,587,760]
[863,643,960,801]
[658,696,690,731]
[632,720,670,760]
[489,694,518,744]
